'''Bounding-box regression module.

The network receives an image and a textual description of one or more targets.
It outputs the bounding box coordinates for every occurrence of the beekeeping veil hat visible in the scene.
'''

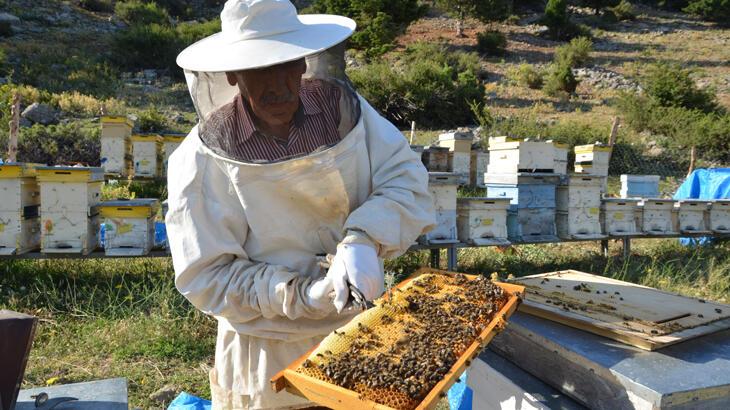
[177,0,360,162]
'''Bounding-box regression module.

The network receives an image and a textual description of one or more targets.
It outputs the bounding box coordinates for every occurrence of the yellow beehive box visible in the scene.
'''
[100,116,134,176]
[162,134,185,177]
[36,166,104,214]
[132,134,163,178]
[100,199,160,256]
[0,163,43,255]
[574,144,611,177]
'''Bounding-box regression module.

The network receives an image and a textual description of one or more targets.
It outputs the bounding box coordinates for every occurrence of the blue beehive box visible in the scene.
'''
[486,173,560,242]
[621,174,660,199]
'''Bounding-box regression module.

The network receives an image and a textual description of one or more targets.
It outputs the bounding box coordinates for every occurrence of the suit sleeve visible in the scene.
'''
[343,99,437,259]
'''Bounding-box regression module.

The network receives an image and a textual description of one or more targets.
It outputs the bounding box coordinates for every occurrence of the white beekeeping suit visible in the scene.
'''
[167,0,436,408]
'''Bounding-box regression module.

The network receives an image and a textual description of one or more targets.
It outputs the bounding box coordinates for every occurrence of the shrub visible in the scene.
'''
[684,0,730,24]
[78,0,114,13]
[115,0,170,26]
[138,106,169,132]
[112,19,220,76]
[543,63,578,96]
[507,63,544,89]
[607,0,636,20]
[542,0,571,39]
[112,23,180,70]
[16,123,100,165]
[554,37,593,67]
[349,43,484,128]
[615,91,730,164]
[308,0,427,56]
[55,91,128,117]
[476,30,507,56]
[639,62,717,112]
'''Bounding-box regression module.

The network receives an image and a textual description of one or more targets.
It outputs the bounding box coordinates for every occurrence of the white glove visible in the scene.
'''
[326,243,383,313]
[305,276,336,315]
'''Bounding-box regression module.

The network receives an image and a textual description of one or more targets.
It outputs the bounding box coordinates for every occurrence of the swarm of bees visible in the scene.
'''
[295,273,508,410]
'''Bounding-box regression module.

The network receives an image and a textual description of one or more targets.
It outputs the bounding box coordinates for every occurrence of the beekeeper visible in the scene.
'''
[166,0,435,408]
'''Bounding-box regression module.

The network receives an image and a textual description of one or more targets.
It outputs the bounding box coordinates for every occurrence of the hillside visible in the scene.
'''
[1,0,729,172]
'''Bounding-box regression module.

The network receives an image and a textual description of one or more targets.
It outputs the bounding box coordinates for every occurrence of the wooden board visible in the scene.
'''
[512,270,730,350]
[271,268,524,410]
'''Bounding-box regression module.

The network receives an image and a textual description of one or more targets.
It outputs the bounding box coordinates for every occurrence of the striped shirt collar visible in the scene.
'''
[235,88,324,142]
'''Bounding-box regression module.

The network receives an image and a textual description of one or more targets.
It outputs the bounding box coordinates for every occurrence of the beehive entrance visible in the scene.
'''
[294,272,510,410]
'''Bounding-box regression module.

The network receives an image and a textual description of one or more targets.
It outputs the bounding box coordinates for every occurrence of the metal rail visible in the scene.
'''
[3,233,726,272]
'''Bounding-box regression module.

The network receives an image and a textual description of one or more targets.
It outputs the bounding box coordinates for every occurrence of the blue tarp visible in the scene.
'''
[674,169,730,201]
[674,168,730,245]
[448,371,473,410]
[167,392,211,410]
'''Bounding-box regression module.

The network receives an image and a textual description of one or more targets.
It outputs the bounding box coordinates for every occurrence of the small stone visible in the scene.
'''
[149,384,178,403]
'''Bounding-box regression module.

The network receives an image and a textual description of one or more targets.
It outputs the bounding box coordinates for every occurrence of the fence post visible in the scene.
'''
[687,146,696,177]
[7,92,20,162]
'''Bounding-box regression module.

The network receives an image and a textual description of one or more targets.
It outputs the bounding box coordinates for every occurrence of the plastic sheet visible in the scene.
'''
[167,392,211,410]
[674,168,730,245]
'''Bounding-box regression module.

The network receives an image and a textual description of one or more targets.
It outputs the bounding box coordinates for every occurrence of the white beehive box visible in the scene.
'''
[422,146,450,172]
[507,207,559,243]
[710,200,730,233]
[456,197,511,246]
[100,116,134,176]
[621,174,660,199]
[556,208,605,240]
[677,200,711,234]
[447,151,471,185]
[37,167,103,214]
[550,141,569,175]
[162,134,185,177]
[470,150,489,188]
[487,137,555,174]
[421,172,459,244]
[556,175,603,212]
[640,199,677,235]
[100,199,160,256]
[132,134,163,178]
[0,163,42,255]
[574,144,611,177]
[601,198,641,236]
[37,166,104,255]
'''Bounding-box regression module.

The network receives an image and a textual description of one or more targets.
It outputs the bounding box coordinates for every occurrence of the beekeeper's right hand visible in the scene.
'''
[305,276,336,315]
[326,242,383,313]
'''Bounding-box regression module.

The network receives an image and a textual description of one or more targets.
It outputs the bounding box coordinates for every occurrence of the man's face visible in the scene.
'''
[226,59,307,128]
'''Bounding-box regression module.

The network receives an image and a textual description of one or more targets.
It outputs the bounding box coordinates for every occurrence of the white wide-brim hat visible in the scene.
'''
[177,0,356,73]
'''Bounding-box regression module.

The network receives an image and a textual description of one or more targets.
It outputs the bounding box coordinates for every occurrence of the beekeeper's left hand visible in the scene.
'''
[326,242,383,313]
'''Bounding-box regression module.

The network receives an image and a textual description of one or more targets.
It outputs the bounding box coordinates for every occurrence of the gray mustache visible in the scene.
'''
[260,92,297,105]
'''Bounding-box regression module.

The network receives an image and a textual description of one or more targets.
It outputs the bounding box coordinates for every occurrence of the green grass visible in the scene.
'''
[2,239,729,408]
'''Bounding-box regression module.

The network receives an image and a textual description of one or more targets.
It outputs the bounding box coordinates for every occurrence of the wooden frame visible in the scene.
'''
[271,268,524,410]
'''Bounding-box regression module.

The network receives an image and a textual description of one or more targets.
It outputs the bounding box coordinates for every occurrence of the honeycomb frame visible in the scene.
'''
[271,268,524,410]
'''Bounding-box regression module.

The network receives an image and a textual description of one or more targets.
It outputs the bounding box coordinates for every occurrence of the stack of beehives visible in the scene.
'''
[484,137,561,243]
[555,144,609,240]
[100,116,134,177]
